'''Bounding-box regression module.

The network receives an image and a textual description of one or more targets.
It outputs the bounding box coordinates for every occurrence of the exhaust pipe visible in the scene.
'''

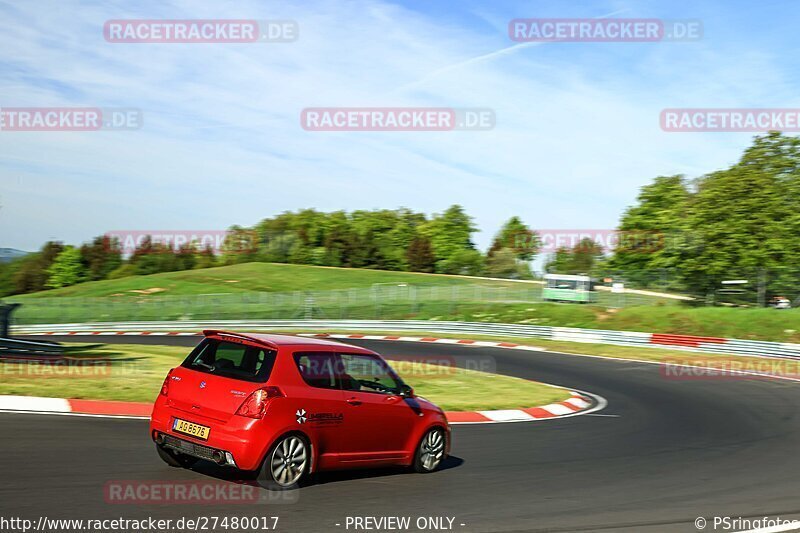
[211,450,225,464]
[155,433,165,445]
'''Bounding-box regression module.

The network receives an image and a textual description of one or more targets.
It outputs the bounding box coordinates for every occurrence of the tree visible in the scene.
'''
[607,132,800,297]
[570,238,604,274]
[46,246,86,288]
[12,242,64,293]
[544,247,573,274]
[437,249,485,276]
[80,236,121,281]
[193,244,217,269]
[406,236,436,273]
[608,174,691,276]
[490,217,539,261]
[288,239,313,264]
[420,205,477,273]
[485,247,518,278]
[129,236,178,275]
[175,243,197,271]
[221,226,259,265]
[321,211,352,267]
[680,132,800,296]
[544,239,603,274]
[263,233,299,263]
[0,258,24,297]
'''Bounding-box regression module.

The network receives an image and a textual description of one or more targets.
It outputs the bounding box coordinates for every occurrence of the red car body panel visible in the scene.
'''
[149,331,450,473]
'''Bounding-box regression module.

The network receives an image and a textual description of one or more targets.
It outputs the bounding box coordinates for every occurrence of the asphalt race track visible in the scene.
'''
[3,336,800,532]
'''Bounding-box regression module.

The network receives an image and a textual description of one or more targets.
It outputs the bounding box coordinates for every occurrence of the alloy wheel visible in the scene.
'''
[270,436,308,487]
[419,429,445,471]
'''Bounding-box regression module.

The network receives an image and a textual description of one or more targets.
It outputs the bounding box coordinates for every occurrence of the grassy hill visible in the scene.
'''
[17,262,788,343]
[14,262,526,299]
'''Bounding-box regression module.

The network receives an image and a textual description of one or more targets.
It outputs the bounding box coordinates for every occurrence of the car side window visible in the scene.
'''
[294,352,340,390]
[339,353,401,394]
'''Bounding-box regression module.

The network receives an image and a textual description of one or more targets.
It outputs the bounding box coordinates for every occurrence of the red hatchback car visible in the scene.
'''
[150,330,450,489]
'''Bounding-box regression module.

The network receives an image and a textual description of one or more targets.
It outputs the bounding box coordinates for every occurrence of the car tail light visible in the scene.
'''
[236,387,285,419]
[160,369,174,397]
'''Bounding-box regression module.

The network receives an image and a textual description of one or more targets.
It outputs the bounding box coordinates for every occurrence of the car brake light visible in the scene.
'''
[160,369,174,397]
[235,387,284,419]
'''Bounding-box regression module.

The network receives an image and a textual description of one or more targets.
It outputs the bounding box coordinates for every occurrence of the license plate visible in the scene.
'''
[172,418,210,440]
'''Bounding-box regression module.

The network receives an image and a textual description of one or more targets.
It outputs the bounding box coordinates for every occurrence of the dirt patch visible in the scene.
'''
[595,308,619,321]
[128,287,167,295]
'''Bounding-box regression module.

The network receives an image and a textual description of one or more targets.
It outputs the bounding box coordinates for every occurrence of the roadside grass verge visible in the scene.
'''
[0,343,571,412]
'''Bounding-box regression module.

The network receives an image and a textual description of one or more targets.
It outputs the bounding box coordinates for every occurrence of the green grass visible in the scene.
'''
[0,343,571,411]
[13,261,796,342]
[6,263,677,327]
[419,304,800,342]
[13,262,526,299]
[587,305,800,341]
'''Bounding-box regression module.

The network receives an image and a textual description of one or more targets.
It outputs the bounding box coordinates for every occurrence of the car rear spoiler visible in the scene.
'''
[202,330,279,350]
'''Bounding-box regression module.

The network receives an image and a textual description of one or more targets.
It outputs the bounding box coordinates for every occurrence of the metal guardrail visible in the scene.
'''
[0,336,64,357]
[13,319,800,361]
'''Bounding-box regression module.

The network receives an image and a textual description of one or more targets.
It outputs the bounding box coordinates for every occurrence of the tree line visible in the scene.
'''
[608,132,800,298]
[4,132,797,299]
[0,206,538,297]
[550,132,800,299]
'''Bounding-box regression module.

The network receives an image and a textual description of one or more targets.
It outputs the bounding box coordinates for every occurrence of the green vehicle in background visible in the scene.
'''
[542,274,597,303]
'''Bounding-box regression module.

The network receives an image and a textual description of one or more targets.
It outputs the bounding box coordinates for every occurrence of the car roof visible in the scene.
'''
[202,330,375,353]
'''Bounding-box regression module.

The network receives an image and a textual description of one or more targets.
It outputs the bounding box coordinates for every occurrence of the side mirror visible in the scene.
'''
[398,384,414,398]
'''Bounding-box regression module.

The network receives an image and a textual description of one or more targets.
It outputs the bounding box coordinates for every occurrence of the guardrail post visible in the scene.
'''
[0,302,21,338]
[757,268,767,308]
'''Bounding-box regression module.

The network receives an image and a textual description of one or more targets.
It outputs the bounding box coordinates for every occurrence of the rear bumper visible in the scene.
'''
[156,432,237,466]
[150,396,273,471]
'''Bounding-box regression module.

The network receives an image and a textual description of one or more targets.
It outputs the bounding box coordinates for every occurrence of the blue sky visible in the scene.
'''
[2,0,799,253]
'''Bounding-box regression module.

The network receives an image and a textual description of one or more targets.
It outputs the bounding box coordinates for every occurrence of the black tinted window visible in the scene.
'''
[340,353,402,394]
[294,352,340,389]
[182,339,275,383]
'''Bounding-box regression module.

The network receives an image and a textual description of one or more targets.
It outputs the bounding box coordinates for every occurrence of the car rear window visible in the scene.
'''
[181,338,276,383]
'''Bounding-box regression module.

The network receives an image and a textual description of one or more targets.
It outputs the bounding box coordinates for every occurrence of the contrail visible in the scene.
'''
[389,8,629,95]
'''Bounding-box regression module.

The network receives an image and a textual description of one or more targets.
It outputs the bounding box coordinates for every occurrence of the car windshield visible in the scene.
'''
[181,338,276,383]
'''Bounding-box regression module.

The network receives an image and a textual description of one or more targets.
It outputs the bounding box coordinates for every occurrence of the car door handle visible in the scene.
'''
[346,397,362,406]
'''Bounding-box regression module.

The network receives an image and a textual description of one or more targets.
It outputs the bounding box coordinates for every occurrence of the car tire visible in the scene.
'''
[412,427,446,473]
[155,444,198,468]
[257,434,310,490]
